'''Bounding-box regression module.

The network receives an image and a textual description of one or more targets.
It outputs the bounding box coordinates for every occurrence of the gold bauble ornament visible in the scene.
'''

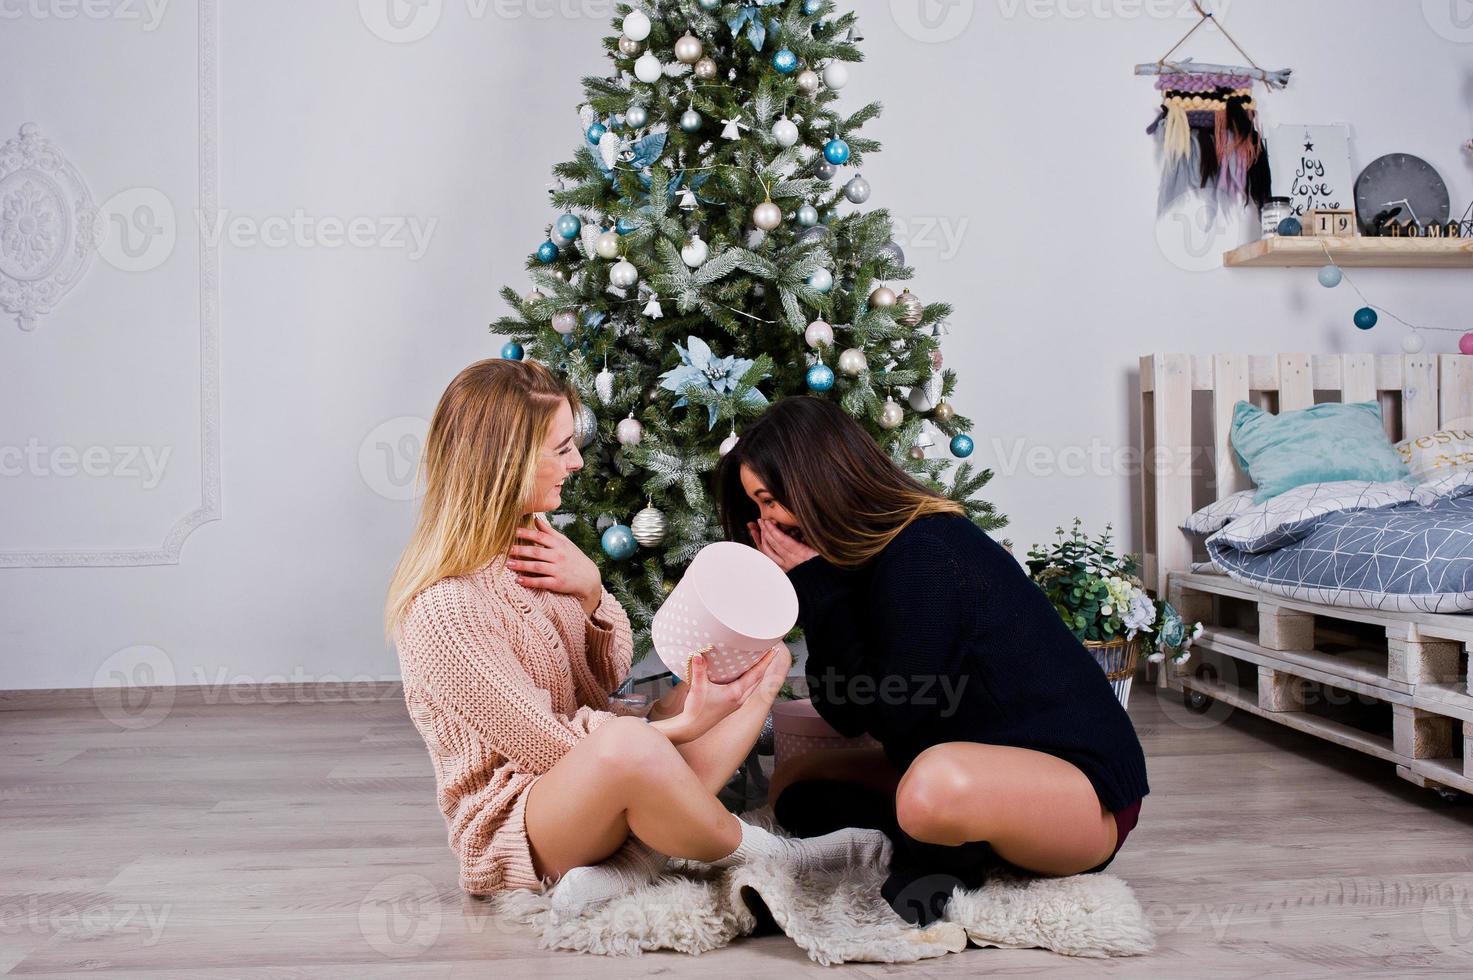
[796,69,821,96]
[934,400,955,423]
[753,200,783,231]
[879,398,904,430]
[674,32,704,65]
[869,286,897,308]
[618,35,643,57]
[694,56,719,80]
[595,231,621,259]
[896,289,924,327]
[838,348,868,378]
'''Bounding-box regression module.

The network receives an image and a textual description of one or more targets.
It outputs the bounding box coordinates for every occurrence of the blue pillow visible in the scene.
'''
[1231,400,1409,501]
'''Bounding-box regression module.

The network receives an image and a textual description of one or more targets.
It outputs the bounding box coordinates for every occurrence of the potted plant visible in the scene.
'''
[1026,520,1200,707]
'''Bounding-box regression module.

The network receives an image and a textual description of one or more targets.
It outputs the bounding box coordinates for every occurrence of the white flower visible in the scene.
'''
[1101,604,1113,617]
[1122,590,1157,637]
[1147,650,1165,663]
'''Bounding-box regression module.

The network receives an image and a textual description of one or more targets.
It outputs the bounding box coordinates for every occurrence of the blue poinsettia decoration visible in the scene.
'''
[729,0,784,51]
[594,130,668,185]
[659,335,768,430]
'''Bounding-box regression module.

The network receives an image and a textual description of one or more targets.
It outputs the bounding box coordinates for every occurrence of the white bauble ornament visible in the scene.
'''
[610,260,639,289]
[719,431,740,456]
[753,200,783,231]
[838,348,868,378]
[595,368,616,404]
[552,311,578,335]
[682,235,709,268]
[879,398,904,430]
[674,32,703,64]
[596,231,621,259]
[908,376,943,413]
[631,505,668,547]
[823,61,849,89]
[616,415,644,446]
[634,52,663,83]
[622,9,651,41]
[804,319,834,348]
[772,118,800,148]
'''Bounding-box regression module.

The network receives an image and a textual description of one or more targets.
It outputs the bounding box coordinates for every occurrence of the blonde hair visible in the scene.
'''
[385,358,579,636]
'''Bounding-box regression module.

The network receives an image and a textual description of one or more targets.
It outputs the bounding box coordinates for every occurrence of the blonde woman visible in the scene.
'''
[386,359,889,912]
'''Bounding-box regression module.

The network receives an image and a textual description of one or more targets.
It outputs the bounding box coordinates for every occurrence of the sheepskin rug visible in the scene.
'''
[490,813,1155,963]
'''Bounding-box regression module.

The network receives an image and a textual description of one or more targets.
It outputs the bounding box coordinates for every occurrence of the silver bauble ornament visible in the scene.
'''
[552,310,578,335]
[753,201,783,231]
[631,505,668,548]
[908,445,927,461]
[634,52,663,83]
[804,319,834,348]
[838,348,868,378]
[796,225,831,245]
[618,35,643,57]
[772,117,800,148]
[616,415,644,446]
[719,431,740,456]
[797,204,819,227]
[934,400,955,423]
[550,268,570,281]
[595,368,616,403]
[625,104,649,128]
[815,161,838,181]
[610,260,640,289]
[573,403,598,448]
[896,289,924,327]
[796,69,821,96]
[523,289,546,305]
[908,377,943,413]
[596,231,621,259]
[681,235,709,268]
[870,286,897,308]
[880,398,904,430]
[675,32,703,64]
[694,56,719,80]
[680,109,703,133]
[878,241,905,266]
[843,175,871,204]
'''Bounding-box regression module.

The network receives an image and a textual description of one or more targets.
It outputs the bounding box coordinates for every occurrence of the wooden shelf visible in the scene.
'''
[1224,236,1473,269]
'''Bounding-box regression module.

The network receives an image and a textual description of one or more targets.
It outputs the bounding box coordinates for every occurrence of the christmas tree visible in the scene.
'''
[492,0,1005,659]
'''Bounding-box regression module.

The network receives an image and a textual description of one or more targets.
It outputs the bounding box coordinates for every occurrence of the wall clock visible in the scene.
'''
[1354,153,1450,235]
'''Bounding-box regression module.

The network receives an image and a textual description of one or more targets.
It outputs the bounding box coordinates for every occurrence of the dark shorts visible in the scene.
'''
[1082,798,1142,874]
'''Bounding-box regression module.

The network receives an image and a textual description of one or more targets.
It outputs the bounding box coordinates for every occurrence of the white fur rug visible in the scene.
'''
[491,815,1155,963]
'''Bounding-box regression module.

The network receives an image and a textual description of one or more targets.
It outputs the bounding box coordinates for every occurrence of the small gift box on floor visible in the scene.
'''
[771,698,879,771]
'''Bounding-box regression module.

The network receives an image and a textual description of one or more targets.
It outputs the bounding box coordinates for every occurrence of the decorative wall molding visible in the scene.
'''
[0,0,221,568]
[0,124,99,331]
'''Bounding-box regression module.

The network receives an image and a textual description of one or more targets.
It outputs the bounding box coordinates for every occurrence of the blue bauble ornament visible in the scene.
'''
[803,0,822,12]
[1318,265,1343,288]
[500,341,524,361]
[680,109,703,133]
[950,434,975,459]
[1354,307,1378,330]
[806,364,836,392]
[1277,216,1303,237]
[823,138,850,165]
[797,204,819,227]
[601,524,638,560]
[586,122,607,145]
[536,240,560,264]
[772,49,799,74]
[616,216,639,235]
[554,214,581,240]
[807,268,834,293]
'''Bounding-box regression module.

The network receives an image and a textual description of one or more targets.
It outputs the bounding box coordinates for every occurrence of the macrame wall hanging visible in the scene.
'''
[1135,1,1291,221]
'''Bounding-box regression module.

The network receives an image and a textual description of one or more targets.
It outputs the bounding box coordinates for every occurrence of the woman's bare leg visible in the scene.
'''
[674,647,791,795]
[524,715,742,878]
[893,742,1118,877]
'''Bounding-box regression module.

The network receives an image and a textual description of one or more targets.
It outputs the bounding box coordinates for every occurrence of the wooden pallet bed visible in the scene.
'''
[1138,353,1473,799]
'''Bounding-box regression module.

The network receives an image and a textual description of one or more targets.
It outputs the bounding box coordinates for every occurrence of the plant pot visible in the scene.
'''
[1084,636,1142,710]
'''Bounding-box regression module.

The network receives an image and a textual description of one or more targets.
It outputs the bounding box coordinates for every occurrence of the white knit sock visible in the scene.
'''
[711,820,892,875]
[549,838,669,914]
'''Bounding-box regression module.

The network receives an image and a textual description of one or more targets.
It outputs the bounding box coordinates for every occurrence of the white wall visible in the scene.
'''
[2,0,1470,690]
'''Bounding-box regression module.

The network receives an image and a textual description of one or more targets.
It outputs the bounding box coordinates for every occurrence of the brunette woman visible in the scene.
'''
[716,397,1149,925]
[386,360,889,913]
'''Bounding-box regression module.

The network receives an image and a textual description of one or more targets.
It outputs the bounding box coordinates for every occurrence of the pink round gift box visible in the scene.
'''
[771,698,879,771]
[651,542,799,684]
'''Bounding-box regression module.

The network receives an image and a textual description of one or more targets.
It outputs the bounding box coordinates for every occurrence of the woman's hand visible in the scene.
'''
[508,515,603,615]
[649,644,785,745]
[749,518,820,573]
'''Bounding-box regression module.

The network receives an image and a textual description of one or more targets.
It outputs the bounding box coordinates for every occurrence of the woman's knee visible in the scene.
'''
[585,715,675,779]
[895,750,978,843]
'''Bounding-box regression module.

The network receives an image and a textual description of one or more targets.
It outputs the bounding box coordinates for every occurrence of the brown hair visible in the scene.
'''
[716,397,965,568]
[385,358,579,635]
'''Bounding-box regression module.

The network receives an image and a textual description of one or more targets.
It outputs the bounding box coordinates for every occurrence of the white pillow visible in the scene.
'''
[1210,480,1415,554]
[1181,490,1257,535]
[1396,428,1473,482]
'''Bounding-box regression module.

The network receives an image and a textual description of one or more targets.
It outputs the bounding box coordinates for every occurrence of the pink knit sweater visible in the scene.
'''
[395,555,634,894]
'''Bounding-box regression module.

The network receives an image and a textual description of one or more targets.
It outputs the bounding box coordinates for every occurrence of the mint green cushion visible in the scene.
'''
[1231,400,1409,501]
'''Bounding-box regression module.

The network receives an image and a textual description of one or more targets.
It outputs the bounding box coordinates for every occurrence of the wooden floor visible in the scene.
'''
[3,682,1472,978]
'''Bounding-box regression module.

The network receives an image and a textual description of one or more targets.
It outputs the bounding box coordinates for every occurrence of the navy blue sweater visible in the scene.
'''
[787,513,1150,813]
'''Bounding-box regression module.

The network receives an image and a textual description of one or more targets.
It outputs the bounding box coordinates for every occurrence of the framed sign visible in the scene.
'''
[1268,124,1355,218]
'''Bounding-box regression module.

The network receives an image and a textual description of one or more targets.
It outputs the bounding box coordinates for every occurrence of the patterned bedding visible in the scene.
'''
[1204,476,1473,613]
